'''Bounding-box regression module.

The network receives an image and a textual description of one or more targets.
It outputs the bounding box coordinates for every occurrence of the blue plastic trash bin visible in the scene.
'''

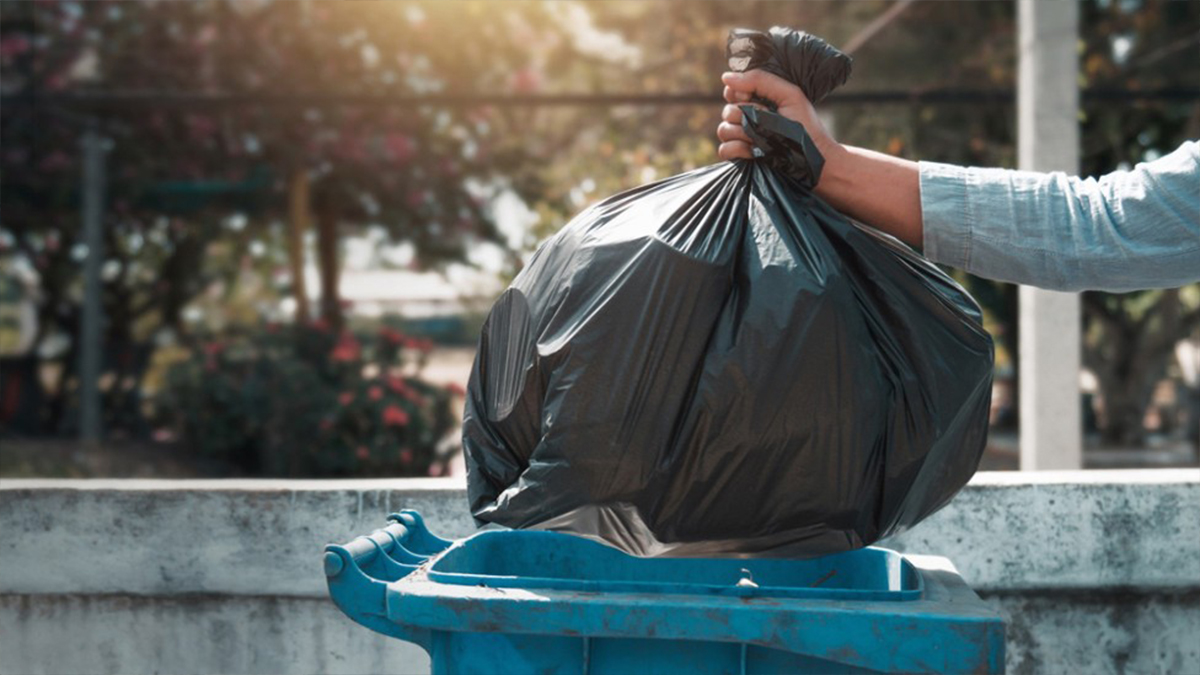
[325,511,1005,674]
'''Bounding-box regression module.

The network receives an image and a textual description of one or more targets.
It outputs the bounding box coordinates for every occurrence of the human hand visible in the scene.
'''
[716,68,923,248]
[716,70,836,162]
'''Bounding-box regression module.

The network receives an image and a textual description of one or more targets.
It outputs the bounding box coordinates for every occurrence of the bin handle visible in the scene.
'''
[387,510,453,555]
[324,518,441,649]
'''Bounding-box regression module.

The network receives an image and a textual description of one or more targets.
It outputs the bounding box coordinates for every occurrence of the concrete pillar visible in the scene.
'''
[1017,0,1082,470]
[79,125,110,446]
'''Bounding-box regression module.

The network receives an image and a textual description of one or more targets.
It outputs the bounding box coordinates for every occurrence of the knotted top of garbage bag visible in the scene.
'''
[726,27,852,104]
[726,28,852,190]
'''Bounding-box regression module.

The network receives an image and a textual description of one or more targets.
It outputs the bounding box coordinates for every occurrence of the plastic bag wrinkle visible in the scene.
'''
[462,27,994,556]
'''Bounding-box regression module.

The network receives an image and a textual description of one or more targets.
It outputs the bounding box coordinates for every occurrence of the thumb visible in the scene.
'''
[721,70,804,107]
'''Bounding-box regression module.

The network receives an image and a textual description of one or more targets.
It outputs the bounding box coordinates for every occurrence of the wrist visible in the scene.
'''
[814,138,850,197]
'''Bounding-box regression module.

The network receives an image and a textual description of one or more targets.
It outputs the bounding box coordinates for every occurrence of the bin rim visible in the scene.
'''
[425,529,923,602]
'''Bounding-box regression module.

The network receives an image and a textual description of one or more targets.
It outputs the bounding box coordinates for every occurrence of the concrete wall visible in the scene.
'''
[1,471,1197,675]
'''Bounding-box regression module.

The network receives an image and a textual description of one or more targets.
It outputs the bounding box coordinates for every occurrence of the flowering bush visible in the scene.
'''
[157,321,457,477]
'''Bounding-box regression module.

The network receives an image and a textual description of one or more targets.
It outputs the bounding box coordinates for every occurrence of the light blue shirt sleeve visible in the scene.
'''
[919,140,1200,292]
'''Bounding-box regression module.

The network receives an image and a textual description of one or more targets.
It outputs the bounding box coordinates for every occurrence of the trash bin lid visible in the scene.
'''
[427,530,921,601]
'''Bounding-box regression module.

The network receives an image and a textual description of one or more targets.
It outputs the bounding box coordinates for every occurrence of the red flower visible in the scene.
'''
[403,337,435,354]
[379,327,405,345]
[355,446,370,460]
[386,375,409,395]
[319,419,333,432]
[368,386,383,401]
[399,448,414,465]
[511,67,541,94]
[330,333,361,363]
[386,134,415,164]
[338,391,354,406]
[202,341,224,372]
[406,190,428,209]
[382,405,410,427]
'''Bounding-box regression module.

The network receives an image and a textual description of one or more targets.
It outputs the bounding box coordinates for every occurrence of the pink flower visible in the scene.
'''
[338,391,354,406]
[386,375,409,396]
[0,36,30,58]
[330,333,361,363]
[446,383,466,397]
[386,134,415,164]
[399,448,414,465]
[406,190,428,209]
[187,114,217,141]
[368,386,383,401]
[511,67,541,94]
[404,337,434,354]
[355,446,370,460]
[379,327,405,345]
[202,341,224,372]
[382,405,410,428]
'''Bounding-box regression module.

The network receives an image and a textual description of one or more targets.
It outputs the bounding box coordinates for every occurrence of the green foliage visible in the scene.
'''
[0,0,576,435]
[3,0,1197,451]
[157,321,458,477]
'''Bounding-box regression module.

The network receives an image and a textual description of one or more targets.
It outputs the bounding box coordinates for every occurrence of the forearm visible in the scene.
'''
[814,143,923,248]
[920,144,1200,292]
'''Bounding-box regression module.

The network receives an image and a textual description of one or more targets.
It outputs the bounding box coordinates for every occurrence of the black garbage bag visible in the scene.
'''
[462,27,994,557]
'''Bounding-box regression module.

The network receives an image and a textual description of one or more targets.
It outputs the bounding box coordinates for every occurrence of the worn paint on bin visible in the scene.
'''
[326,510,1005,674]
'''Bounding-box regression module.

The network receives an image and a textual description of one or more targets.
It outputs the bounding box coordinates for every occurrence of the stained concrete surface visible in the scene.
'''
[0,594,425,675]
[1,471,1196,674]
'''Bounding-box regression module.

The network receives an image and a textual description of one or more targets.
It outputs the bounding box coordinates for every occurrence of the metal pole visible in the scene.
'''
[1017,0,1082,470]
[79,123,109,446]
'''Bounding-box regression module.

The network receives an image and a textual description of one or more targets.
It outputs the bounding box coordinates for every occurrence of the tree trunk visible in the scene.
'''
[1084,289,1196,449]
[1097,372,1151,447]
[314,199,342,332]
[287,169,312,324]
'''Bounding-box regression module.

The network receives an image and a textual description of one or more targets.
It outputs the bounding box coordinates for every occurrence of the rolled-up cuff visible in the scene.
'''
[918,161,972,269]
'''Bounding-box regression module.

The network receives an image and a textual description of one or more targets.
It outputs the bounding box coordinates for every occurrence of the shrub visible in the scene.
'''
[157,321,457,477]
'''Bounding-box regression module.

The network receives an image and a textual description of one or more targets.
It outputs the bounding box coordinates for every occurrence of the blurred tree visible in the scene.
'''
[1083,288,1200,446]
[2,0,1196,451]
[1075,0,1200,447]
[0,0,573,434]
[823,0,1200,445]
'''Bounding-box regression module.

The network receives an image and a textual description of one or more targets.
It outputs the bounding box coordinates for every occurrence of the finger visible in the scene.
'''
[717,121,752,145]
[722,70,804,106]
[718,141,754,161]
[722,102,767,124]
[723,85,752,104]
